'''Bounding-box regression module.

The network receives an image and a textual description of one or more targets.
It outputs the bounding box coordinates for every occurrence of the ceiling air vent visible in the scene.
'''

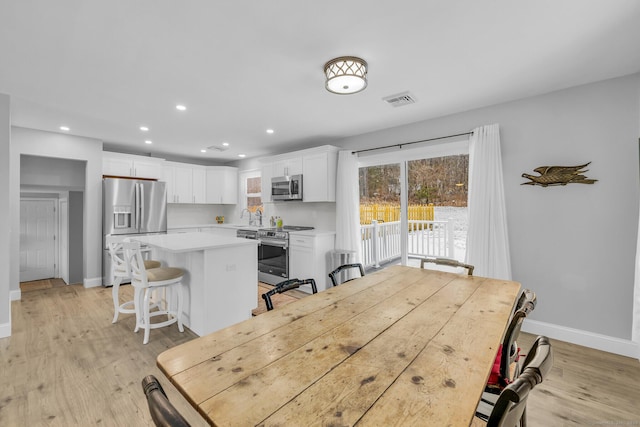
[383,92,417,108]
[207,144,229,152]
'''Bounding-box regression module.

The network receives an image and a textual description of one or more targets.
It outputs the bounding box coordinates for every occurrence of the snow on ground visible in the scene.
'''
[434,206,468,262]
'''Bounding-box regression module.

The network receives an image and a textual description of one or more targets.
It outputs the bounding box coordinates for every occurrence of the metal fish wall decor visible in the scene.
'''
[521,162,597,187]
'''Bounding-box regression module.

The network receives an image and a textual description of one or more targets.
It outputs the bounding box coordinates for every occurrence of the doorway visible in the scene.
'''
[357,139,469,268]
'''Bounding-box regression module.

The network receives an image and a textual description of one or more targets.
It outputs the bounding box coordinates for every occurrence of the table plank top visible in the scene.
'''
[157,265,521,426]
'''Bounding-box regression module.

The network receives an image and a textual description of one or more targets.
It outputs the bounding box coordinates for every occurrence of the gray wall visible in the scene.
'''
[10,127,103,296]
[0,93,10,337]
[335,73,640,341]
[21,155,86,190]
[69,191,84,284]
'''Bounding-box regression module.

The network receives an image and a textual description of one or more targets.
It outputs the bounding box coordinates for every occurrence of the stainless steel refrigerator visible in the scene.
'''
[102,177,167,286]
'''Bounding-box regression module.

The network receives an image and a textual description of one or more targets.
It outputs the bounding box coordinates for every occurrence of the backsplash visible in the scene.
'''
[167,204,226,226]
[168,201,336,231]
[227,201,336,230]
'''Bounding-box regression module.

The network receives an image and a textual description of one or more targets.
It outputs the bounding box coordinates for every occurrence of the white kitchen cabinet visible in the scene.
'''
[102,152,163,179]
[192,166,206,203]
[260,145,339,203]
[288,232,335,292]
[206,166,238,204]
[200,226,237,238]
[163,162,206,204]
[272,156,302,177]
[302,149,338,202]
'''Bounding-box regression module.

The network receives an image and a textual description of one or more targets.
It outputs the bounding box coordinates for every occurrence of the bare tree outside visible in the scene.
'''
[359,155,468,206]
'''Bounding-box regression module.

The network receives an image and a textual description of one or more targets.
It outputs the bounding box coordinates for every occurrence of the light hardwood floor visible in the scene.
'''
[1,281,639,426]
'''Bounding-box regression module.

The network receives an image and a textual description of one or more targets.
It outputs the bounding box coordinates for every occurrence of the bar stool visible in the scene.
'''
[107,236,161,324]
[123,241,185,345]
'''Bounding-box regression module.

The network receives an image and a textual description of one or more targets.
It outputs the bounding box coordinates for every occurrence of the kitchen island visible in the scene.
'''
[133,232,258,336]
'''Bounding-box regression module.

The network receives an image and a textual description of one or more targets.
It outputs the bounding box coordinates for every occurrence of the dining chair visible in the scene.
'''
[328,263,365,286]
[515,288,537,313]
[419,256,474,275]
[123,241,185,344]
[262,278,317,311]
[485,301,536,393]
[142,375,190,427]
[473,335,554,427]
[106,236,161,324]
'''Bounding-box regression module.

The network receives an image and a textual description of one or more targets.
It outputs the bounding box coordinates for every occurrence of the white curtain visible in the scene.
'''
[335,150,361,262]
[633,202,640,360]
[465,124,512,280]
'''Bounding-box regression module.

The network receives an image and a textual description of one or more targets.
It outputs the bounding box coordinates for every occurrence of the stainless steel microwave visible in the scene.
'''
[271,174,303,201]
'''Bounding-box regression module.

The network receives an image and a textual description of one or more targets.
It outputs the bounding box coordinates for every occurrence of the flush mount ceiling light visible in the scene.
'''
[324,56,368,95]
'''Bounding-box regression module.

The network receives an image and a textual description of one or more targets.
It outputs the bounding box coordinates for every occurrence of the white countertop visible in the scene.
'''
[133,232,258,253]
[168,223,335,237]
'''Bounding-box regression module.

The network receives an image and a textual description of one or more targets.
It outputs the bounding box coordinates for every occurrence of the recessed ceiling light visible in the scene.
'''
[238,154,246,158]
[145,140,153,144]
[176,104,187,111]
[140,126,149,131]
[266,129,274,134]
[222,142,230,147]
[60,126,70,131]
[201,149,207,153]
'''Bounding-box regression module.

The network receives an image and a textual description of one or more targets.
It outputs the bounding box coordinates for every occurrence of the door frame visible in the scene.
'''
[58,197,69,284]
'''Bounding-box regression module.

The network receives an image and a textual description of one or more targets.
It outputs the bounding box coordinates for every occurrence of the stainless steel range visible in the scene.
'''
[237,226,314,285]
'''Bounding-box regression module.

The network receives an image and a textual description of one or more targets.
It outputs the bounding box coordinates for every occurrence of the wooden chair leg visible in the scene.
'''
[133,286,144,333]
[176,283,184,333]
[112,277,123,323]
[143,288,152,345]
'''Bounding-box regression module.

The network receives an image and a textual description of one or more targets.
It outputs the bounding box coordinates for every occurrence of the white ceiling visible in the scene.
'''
[2,1,640,163]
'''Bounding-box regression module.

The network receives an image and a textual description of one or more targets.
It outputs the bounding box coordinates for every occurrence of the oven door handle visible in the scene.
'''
[259,239,288,248]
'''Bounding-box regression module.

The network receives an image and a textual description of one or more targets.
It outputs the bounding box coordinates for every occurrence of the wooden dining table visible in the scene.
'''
[157,265,521,426]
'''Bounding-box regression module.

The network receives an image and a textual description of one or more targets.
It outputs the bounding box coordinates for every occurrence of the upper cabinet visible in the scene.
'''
[102,152,163,179]
[163,161,206,204]
[206,166,238,204]
[261,145,339,203]
[302,149,338,202]
[272,157,303,177]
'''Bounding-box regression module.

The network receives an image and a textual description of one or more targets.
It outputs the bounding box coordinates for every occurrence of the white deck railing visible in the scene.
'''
[360,219,454,268]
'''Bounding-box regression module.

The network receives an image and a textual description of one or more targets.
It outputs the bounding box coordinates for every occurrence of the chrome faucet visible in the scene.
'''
[240,208,254,225]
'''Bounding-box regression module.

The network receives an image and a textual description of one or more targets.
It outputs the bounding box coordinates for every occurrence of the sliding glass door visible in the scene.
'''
[357,139,469,269]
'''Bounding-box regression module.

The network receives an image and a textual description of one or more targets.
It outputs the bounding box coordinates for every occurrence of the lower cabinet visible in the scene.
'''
[288,233,335,293]
[200,227,237,238]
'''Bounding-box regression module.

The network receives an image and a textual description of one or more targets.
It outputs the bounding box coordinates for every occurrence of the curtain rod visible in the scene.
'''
[351,131,473,155]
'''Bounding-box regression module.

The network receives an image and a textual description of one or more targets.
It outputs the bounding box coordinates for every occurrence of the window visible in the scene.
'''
[240,170,263,213]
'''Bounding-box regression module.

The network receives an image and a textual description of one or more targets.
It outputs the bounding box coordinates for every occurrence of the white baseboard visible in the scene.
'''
[0,322,11,338]
[522,319,639,359]
[83,277,103,288]
[10,289,21,301]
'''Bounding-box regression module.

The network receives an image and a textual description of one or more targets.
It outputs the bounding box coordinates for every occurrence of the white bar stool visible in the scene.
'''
[123,241,185,345]
[107,236,161,324]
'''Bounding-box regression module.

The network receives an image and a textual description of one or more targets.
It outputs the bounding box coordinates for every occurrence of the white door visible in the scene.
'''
[59,198,69,284]
[20,199,56,282]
